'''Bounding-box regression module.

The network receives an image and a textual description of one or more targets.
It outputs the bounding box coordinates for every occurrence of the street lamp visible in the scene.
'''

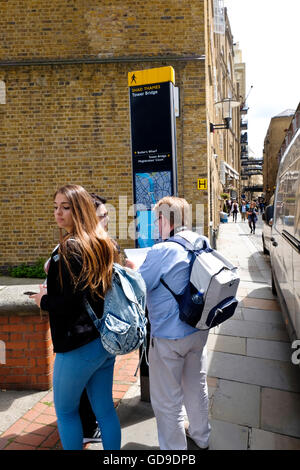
[210,98,240,132]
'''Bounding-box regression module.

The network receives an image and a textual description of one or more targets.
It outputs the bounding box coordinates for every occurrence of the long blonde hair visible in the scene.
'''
[54,184,115,297]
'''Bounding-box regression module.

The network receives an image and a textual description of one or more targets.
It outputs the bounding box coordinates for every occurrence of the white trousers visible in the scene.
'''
[149,330,210,450]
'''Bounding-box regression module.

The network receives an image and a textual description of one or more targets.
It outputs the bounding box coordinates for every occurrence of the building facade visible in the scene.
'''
[206,3,242,231]
[277,103,300,162]
[0,0,241,272]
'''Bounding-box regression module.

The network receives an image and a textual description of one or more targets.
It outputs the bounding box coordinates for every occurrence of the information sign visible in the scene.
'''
[128,66,177,247]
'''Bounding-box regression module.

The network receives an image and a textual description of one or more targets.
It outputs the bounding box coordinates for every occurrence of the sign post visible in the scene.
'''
[128,66,178,401]
[128,66,177,248]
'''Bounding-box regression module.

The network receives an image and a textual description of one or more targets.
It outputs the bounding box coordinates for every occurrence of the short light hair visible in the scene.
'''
[154,196,191,229]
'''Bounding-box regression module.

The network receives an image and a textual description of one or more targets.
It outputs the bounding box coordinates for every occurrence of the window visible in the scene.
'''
[0,81,6,105]
[214,0,225,34]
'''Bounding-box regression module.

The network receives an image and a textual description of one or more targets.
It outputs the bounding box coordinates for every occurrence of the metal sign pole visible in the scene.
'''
[128,66,178,401]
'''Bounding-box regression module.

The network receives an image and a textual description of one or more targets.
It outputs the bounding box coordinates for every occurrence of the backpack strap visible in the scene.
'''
[167,236,195,252]
[159,233,212,297]
[160,277,181,300]
[166,234,212,254]
[83,296,103,332]
[159,236,198,298]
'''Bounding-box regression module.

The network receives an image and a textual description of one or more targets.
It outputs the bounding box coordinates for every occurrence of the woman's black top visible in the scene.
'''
[247,207,258,220]
[40,242,103,353]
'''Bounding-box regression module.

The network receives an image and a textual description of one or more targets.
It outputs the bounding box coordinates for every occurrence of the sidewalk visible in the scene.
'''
[207,215,300,449]
[1,215,300,450]
[0,351,141,450]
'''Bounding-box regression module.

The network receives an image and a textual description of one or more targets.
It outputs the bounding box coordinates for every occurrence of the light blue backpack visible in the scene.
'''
[84,263,147,373]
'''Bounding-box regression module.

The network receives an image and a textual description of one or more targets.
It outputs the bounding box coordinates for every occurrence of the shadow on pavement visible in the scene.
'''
[118,396,202,451]
[121,442,160,450]
[118,397,155,428]
[0,424,61,450]
[0,390,40,413]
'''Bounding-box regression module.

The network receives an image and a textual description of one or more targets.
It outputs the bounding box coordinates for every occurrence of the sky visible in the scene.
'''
[224,0,299,158]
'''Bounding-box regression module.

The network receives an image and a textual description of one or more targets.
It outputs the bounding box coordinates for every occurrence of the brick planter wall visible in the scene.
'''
[0,285,54,391]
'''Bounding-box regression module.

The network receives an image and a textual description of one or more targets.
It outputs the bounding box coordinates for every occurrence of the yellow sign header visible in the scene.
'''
[128,66,175,87]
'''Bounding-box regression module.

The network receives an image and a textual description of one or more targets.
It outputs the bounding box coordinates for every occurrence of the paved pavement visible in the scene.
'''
[1,213,300,450]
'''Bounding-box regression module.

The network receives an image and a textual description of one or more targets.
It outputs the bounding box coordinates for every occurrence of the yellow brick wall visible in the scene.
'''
[205,2,241,228]
[0,0,205,59]
[0,1,209,271]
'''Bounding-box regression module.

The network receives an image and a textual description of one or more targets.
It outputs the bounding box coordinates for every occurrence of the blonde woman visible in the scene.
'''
[31,185,121,450]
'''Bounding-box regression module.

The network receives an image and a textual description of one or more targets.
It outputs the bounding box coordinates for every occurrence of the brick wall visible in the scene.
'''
[0,0,211,271]
[0,0,205,60]
[0,314,54,390]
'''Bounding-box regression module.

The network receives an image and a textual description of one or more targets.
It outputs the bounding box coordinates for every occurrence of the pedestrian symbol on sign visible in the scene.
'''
[131,74,137,84]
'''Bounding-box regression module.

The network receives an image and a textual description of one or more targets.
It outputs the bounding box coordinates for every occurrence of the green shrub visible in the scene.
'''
[9,258,46,278]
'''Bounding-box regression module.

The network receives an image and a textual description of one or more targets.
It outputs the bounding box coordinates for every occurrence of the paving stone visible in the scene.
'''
[3,441,36,450]
[250,428,300,450]
[207,350,300,393]
[231,307,243,320]
[255,270,272,284]
[214,318,289,341]
[261,388,300,438]
[237,270,265,283]
[245,265,261,272]
[246,286,276,300]
[116,382,159,451]
[0,390,49,434]
[0,277,44,286]
[207,377,219,400]
[207,334,246,355]
[239,280,271,290]
[241,307,284,325]
[247,338,291,362]
[209,419,249,450]
[241,297,280,311]
[237,288,248,297]
[210,380,260,427]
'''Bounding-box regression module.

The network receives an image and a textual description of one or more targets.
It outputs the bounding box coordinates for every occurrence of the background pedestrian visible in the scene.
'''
[241,200,247,222]
[231,200,239,223]
[247,201,258,234]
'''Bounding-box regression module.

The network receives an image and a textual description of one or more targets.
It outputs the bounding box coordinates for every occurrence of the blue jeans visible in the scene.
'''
[53,338,121,450]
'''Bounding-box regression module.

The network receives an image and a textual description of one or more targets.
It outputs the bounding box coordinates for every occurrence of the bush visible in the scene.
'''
[9,258,46,278]
[220,193,230,200]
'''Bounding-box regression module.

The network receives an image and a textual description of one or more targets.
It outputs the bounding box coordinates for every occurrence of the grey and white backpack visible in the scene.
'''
[160,230,240,330]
